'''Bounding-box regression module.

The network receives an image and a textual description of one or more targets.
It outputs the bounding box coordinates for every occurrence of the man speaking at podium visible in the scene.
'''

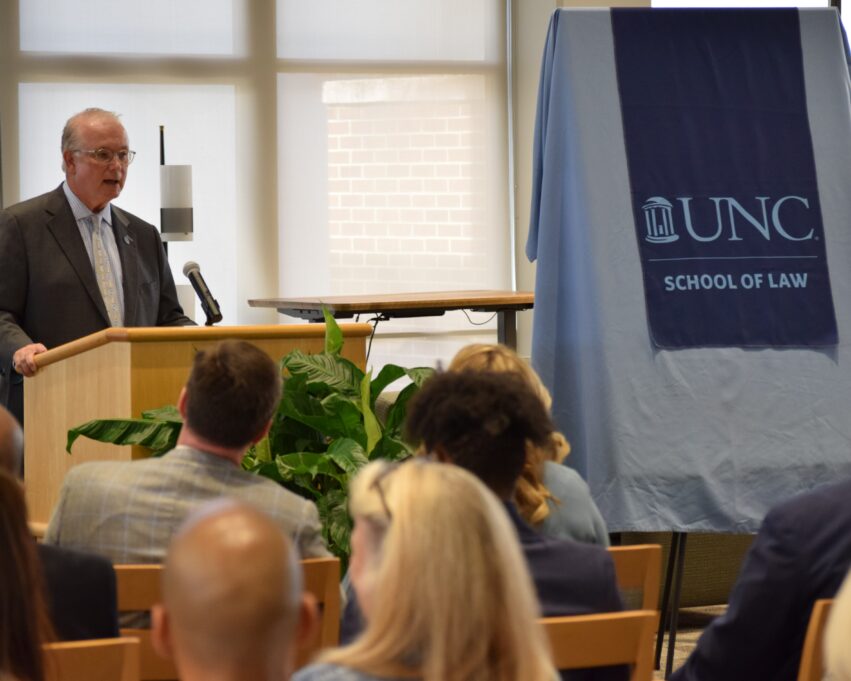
[0,108,193,423]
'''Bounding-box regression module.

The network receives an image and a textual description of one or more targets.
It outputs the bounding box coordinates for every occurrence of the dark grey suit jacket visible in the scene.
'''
[0,185,193,418]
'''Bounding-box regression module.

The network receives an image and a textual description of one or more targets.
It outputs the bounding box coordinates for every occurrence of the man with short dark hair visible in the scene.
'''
[44,340,328,561]
[183,339,281,448]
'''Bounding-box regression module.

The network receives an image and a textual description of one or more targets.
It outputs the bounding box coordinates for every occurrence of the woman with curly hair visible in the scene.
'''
[449,343,609,546]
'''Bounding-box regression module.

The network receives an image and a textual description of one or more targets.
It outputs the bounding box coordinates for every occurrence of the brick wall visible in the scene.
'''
[324,76,492,296]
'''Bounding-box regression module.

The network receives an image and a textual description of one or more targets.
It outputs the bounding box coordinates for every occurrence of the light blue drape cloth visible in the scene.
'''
[528,8,851,533]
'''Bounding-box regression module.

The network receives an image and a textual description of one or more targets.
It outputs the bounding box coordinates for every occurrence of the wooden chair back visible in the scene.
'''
[113,564,176,681]
[297,557,342,668]
[29,520,47,540]
[797,598,834,681]
[541,609,656,681]
[608,544,662,611]
[43,637,140,681]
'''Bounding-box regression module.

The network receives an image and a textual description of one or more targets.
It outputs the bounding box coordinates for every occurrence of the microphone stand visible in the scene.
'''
[159,125,167,257]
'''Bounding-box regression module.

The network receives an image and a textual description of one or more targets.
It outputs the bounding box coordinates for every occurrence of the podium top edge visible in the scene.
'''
[33,323,374,369]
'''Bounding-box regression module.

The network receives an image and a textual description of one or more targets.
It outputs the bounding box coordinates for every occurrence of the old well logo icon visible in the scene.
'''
[642,197,679,244]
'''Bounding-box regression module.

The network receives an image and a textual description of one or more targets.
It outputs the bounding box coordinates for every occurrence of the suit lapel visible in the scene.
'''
[111,206,139,326]
[44,188,111,326]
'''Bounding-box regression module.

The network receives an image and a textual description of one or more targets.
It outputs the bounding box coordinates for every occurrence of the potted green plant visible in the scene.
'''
[67,310,434,563]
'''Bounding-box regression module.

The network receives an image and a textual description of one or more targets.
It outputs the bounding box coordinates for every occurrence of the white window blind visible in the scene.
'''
[20,0,242,55]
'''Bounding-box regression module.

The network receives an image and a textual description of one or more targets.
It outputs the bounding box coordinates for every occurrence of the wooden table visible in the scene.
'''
[249,290,535,349]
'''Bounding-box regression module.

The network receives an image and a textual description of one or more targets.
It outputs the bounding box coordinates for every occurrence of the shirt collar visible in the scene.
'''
[62,181,112,227]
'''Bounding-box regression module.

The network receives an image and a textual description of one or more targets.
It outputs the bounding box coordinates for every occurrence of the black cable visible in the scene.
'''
[461,309,498,326]
[365,315,384,365]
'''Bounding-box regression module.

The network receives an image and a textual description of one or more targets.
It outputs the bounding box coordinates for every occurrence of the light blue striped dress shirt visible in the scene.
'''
[62,181,125,323]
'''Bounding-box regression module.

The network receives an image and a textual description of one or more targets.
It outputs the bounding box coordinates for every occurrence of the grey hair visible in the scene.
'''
[60,108,123,172]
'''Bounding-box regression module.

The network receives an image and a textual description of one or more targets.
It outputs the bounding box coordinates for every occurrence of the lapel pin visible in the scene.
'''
[124,235,132,245]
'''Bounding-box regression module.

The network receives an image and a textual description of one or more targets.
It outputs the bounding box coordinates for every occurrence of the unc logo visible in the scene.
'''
[642,197,679,243]
[641,195,814,244]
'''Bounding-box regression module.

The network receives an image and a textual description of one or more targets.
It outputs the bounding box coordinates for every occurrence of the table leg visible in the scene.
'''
[497,310,518,350]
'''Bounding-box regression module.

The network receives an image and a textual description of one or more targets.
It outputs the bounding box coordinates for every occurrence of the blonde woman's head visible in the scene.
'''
[448,344,569,463]
[449,343,554,409]
[328,459,554,681]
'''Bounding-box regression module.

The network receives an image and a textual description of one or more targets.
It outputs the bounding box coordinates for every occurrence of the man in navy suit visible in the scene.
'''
[0,108,192,423]
[671,479,851,681]
[0,404,119,641]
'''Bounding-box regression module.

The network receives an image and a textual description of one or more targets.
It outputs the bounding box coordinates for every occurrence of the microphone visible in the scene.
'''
[182,261,223,326]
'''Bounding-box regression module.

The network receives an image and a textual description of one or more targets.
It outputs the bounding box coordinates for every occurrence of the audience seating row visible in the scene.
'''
[107,544,662,681]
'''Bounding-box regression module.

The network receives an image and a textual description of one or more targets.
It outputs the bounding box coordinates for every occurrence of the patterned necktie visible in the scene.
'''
[90,215,123,326]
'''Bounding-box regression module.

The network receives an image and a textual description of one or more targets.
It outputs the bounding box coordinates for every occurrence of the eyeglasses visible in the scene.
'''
[74,148,136,165]
[370,457,417,521]
[370,462,400,521]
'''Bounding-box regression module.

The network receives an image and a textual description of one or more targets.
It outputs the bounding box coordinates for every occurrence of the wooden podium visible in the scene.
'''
[24,324,372,524]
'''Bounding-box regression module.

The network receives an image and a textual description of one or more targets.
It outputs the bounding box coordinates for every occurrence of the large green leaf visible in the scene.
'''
[323,307,344,355]
[240,458,283,484]
[283,350,362,396]
[369,364,407,405]
[369,365,435,406]
[406,366,436,387]
[384,381,422,438]
[360,371,382,456]
[275,452,348,486]
[317,488,352,565]
[279,373,328,418]
[140,405,182,423]
[269,409,325,458]
[369,434,412,462]
[66,418,180,456]
[280,392,366,447]
[326,438,369,476]
[249,436,273,464]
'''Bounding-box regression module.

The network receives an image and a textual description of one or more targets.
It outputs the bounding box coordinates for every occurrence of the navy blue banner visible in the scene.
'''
[611,9,837,348]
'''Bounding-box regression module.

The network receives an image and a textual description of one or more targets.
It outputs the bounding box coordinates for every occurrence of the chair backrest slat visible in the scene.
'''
[607,545,662,611]
[43,637,140,681]
[541,609,656,681]
[297,557,342,668]
[113,564,175,681]
[797,598,833,681]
